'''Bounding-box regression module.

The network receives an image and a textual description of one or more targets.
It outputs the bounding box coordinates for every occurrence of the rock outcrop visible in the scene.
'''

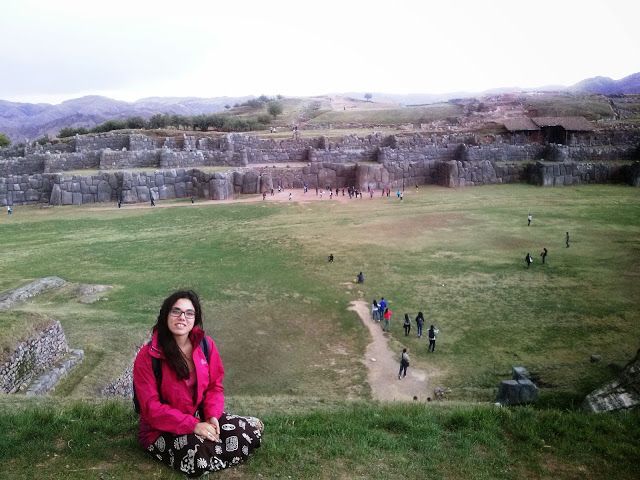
[583,349,640,412]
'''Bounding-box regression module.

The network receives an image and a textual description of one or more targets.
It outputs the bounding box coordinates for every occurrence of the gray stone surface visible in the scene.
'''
[496,378,539,405]
[583,349,640,412]
[0,277,66,311]
[1,130,639,207]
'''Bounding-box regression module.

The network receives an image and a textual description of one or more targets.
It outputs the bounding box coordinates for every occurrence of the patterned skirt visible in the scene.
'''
[146,413,263,478]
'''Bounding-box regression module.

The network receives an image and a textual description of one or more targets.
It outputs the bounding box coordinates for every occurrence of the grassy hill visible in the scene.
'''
[1,184,639,478]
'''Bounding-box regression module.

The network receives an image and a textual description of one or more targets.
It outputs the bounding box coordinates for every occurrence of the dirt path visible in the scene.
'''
[90,188,405,211]
[348,300,436,402]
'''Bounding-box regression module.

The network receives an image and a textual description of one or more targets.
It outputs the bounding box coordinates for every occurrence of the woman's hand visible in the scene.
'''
[194,421,219,442]
[207,416,220,437]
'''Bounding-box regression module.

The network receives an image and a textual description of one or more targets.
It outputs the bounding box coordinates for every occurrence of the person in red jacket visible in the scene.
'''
[133,290,263,477]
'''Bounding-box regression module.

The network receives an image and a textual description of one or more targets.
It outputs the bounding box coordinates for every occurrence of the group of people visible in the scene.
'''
[397,320,439,380]
[372,299,439,351]
[371,297,393,332]
[524,213,571,268]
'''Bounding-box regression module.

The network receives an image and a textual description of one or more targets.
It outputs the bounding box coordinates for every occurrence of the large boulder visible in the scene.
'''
[495,365,539,405]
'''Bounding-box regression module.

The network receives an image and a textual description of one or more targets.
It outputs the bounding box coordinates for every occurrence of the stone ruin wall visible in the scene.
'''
[1,130,639,206]
[0,320,68,394]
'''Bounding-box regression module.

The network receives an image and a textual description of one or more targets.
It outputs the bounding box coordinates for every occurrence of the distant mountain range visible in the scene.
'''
[1,73,639,142]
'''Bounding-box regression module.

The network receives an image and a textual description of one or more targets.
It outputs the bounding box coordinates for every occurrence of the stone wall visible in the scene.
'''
[129,133,160,151]
[0,155,46,176]
[0,320,68,393]
[75,134,130,152]
[464,144,543,162]
[0,173,56,204]
[44,151,101,172]
[99,149,159,170]
[531,161,636,186]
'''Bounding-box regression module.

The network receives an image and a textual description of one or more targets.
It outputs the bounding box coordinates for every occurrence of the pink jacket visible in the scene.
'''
[133,326,225,448]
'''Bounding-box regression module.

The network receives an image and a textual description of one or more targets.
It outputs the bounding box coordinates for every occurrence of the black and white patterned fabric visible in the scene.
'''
[146,413,263,477]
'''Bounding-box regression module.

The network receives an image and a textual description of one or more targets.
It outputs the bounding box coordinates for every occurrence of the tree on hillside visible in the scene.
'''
[267,101,283,119]
[126,116,147,129]
[149,114,169,129]
[0,133,12,147]
[364,93,373,102]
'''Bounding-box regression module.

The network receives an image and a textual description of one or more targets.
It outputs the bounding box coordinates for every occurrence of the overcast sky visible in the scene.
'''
[1,0,638,104]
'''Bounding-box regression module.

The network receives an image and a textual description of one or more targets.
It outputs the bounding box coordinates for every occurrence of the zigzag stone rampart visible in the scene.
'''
[1,130,639,206]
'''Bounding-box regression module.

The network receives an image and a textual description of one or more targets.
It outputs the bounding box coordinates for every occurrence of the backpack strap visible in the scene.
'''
[200,337,210,362]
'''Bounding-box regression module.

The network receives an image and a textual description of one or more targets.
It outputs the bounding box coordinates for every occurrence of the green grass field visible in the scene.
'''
[1,184,639,478]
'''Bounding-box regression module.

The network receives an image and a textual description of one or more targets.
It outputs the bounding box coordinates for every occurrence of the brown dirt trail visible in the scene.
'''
[348,300,438,402]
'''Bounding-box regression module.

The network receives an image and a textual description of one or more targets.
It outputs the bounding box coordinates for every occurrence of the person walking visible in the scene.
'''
[415,311,425,338]
[403,314,411,336]
[428,325,438,352]
[566,231,570,248]
[378,297,387,320]
[382,307,392,332]
[398,348,409,379]
[540,247,548,264]
[525,252,533,268]
[527,213,532,226]
[372,299,380,321]
[150,192,156,207]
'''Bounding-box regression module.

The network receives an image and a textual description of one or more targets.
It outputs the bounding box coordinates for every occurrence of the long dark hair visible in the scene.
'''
[155,290,204,379]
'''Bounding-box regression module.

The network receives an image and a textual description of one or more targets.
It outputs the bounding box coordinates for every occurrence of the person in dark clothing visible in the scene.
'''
[403,314,411,336]
[525,252,533,268]
[428,325,437,352]
[357,272,364,283]
[566,232,570,248]
[540,248,548,264]
[328,254,334,263]
[150,193,156,207]
[415,311,425,338]
[398,348,409,379]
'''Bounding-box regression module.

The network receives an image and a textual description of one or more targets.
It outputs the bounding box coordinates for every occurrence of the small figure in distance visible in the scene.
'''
[540,247,548,264]
[132,290,263,476]
[371,299,380,321]
[328,253,334,263]
[415,311,425,338]
[150,192,155,207]
[398,348,409,379]
[428,325,438,352]
[7,205,13,215]
[263,192,267,201]
[527,212,532,226]
[566,231,570,248]
[191,196,194,204]
[383,307,392,332]
[357,271,364,284]
[403,314,411,336]
[525,252,533,268]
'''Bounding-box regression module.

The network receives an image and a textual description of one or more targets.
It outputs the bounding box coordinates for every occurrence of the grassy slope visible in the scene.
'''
[0,400,638,479]
[0,185,639,477]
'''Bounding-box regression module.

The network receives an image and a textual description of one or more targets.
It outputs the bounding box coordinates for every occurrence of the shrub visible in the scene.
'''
[267,101,283,119]
[0,133,10,147]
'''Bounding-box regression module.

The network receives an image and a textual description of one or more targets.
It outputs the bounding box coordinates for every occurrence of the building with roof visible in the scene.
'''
[503,116,595,145]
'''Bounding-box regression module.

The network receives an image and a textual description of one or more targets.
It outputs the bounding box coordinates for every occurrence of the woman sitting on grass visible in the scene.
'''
[133,290,263,477]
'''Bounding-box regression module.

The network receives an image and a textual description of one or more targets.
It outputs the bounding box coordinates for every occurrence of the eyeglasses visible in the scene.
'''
[169,307,196,320]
